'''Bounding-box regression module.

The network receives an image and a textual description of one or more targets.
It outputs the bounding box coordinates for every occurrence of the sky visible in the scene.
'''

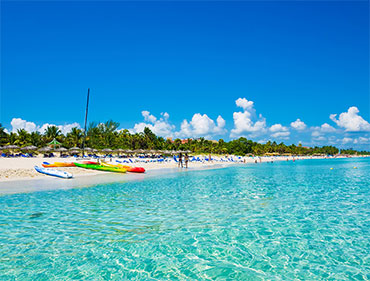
[1,1,369,149]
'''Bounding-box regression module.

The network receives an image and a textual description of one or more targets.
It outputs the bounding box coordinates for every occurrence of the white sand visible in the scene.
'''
[0,154,338,183]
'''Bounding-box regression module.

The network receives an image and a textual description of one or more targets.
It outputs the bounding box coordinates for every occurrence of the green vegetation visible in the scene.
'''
[0,122,369,156]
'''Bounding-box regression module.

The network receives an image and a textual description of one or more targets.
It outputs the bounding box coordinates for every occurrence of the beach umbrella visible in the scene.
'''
[48,138,62,149]
[92,149,98,152]
[21,145,37,151]
[38,146,51,152]
[54,147,68,152]
[69,147,80,151]
[3,145,20,150]
[101,148,112,153]
[83,147,92,151]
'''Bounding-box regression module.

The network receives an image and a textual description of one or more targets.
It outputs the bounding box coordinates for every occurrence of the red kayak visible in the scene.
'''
[82,161,99,165]
[127,167,145,173]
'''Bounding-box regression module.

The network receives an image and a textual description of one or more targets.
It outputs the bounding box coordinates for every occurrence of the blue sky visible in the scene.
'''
[1,1,369,149]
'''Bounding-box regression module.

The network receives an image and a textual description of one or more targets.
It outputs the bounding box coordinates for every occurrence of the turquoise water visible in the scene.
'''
[1,158,369,280]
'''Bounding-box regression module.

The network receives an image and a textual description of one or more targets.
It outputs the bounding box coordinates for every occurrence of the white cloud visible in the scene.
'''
[235,98,254,111]
[230,98,266,137]
[270,124,287,133]
[59,123,81,135]
[269,124,290,139]
[271,131,290,139]
[10,118,79,135]
[341,137,353,144]
[311,130,321,137]
[11,118,38,133]
[177,113,226,138]
[290,119,306,131]
[38,122,81,135]
[357,137,370,144]
[130,111,175,137]
[316,136,326,141]
[142,110,157,123]
[320,123,336,133]
[330,106,370,132]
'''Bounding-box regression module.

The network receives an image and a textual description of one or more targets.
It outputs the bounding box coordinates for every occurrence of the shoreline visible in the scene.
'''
[0,162,238,195]
[0,155,367,195]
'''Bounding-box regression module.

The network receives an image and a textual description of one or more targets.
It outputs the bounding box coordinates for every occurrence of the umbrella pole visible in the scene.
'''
[82,88,90,157]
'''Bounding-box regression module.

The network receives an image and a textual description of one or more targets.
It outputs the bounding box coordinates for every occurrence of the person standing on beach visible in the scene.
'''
[178,152,183,168]
[184,153,189,168]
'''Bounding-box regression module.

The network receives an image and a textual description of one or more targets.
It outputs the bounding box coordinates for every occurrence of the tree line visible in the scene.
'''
[0,121,369,156]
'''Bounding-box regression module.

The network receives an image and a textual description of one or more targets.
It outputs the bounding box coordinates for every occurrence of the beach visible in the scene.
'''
[0,154,357,183]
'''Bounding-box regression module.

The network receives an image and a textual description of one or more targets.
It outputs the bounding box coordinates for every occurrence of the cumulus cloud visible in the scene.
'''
[330,106,370,132]
[290,119,306,131]
[142,111,157,123]
[11,118,38,133]
[177,114,226,138]
[230,98,266,137]
[10,118,80,135]
[311,123,337,140]
[320,123,336,133]
[269,124,290,139]
[341,137,353,144]
[354,137,370,144]
[130,111,175,137]
[235,98,254,111]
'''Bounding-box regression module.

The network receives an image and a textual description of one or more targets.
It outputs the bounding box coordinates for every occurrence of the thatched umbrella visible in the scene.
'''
[21,145,37,151]
[38,146,51,152]
[101,148,113,155]
[3,145,20,150]
[55,147,68,152]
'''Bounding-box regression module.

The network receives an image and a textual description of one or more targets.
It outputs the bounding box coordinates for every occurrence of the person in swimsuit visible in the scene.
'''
[178,152,183,168]
[184,153,189,168]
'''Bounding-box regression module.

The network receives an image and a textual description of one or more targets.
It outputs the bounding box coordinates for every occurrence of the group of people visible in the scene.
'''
[177,153,189,168]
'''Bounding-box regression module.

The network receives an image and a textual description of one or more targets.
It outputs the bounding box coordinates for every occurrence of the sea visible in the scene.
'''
[0,158,369,280]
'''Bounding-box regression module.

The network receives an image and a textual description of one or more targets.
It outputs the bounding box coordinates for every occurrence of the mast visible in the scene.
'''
[82,88,90,157]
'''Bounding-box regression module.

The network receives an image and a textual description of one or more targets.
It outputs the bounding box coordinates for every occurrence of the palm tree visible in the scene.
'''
[66,127,83,147]
[7,132,17,145]
[15,129,30,147]
[44,126,61,141]
[0,123,8,145]
[30,131,43,147]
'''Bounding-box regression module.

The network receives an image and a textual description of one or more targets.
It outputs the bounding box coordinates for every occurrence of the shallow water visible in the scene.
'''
[1,158,369,280]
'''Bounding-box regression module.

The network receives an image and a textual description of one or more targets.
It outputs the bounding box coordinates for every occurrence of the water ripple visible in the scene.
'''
[0,158,370,280]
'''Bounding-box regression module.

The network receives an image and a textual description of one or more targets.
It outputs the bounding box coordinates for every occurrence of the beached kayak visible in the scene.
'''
[42,162,76,168]
[101,162,145,173]
[74,163,127,173]
[35,166,73,179]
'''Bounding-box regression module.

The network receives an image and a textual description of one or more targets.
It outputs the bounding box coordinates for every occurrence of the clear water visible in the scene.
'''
[1,158,369,280]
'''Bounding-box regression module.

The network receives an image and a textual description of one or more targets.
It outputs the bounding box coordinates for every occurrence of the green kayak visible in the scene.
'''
[74,163,127,173]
